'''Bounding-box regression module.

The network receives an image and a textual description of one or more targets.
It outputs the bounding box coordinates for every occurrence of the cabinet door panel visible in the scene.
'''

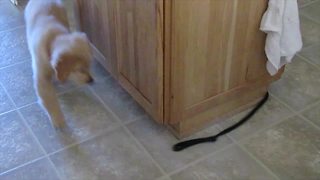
[116,0,163,122]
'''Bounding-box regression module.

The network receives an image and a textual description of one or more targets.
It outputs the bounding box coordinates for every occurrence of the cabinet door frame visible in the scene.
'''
[115,0,164,123]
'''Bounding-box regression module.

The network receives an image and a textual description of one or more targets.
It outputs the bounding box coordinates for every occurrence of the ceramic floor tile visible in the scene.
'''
[298,0,319,7]
[90,60,110,83]
[158,177,172,180]
[302,102,320,127]
[0,27,30,68]
[269,57,320,111]
[299,43,320,66]
[171,145,276,180]
[50,128,163,180]
[243,116,320,180]
[0,158,59,180]
[0,61,36,107]
[92,77,146,123]
[300,15,320,47]
[0,61,79,107]
[20,87,119,153]
[218,96,292,141]
[127,116,232,173]
[301,1,320,23]
[0,111,43,173]
[0,0,24,32]
[0,85,14,114]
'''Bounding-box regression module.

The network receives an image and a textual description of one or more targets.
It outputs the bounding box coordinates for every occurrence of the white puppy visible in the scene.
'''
[25,0,93,128]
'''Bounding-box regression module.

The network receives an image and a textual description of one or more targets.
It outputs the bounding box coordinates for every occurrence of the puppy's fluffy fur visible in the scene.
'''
[25,0,93,128]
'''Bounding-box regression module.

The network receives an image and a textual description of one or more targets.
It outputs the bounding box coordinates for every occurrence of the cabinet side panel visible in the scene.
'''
[228,0,268,87]
[170,0,235,109]
[169,0,272,125]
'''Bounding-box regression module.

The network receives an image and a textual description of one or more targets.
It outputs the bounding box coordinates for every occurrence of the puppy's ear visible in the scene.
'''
[53,54,76,82]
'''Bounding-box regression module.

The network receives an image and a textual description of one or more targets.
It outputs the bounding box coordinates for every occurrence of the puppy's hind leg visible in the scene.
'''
[34,71,66,129]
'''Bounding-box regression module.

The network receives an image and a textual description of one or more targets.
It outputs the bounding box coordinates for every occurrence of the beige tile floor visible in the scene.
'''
[0,0,319,179]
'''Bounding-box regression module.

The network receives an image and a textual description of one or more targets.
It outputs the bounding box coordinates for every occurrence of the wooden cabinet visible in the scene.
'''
[77,0,283,137]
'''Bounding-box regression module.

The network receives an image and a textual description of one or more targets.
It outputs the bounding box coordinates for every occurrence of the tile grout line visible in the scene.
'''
[156,175,171,180]
[0,82,61,179]
[0,85,94,117]
[208,91,320,180]
[0,101,37,116]
[0,156,46,176]
[0,124,118,176]
[0,83,93,117]
[0,24,25,34]
[122,126,168,176]
[45,123,123,158]
[156,176,170,180]
[0,115,123,177]
[208,87,320,179]
[269,91,320,114]
[299,0,320,9]
[296,53,320,71]
[0,82,129,176]
[0,80,65,179]
[300,11,320,25]
[212,93,304,144]
[300,100,320,112]
[56,85,81,96]
[87,86,168,177]
[0,59,29,70]
[298,114,320,131]
[122,114,148,126]
[269,93,320,130]
[225,100,320,179]
[300,12,320,27]
[214,105,297,150]
[15,105,62,178]
[227,134,281,180]
[297,109,320,131]
[165,143,237,177]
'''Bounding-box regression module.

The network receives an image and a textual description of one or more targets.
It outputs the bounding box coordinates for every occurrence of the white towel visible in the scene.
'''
[260,0,303,76]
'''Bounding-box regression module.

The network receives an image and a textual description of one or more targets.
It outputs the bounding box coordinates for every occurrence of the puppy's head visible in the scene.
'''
[51,32,93,84]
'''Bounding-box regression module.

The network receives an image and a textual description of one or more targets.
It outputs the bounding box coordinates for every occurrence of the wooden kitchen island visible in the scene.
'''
[76,0,283,138]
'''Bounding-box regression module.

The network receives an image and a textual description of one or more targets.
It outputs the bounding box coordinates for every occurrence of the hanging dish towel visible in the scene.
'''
[260,0,303,76]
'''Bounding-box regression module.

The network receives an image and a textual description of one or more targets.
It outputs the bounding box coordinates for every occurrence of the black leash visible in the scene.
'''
[172,92,269,151]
